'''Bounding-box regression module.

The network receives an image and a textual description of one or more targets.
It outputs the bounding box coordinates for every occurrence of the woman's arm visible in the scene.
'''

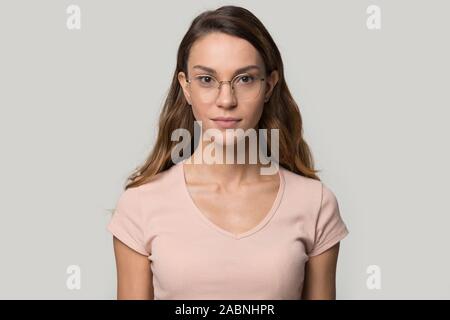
[301,242,341,300]
[112,236,154,299]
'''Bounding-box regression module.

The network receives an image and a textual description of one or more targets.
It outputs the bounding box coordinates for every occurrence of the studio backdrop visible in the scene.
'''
[0,0,449,299]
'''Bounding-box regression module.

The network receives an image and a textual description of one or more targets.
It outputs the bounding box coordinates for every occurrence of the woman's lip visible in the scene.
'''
[211,119,241,129]
[212,117,241,121]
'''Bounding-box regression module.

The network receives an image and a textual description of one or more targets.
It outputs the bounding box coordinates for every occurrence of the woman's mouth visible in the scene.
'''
[211,117,242,129]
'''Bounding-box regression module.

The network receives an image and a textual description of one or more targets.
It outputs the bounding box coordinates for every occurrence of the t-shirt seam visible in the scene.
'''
[307,225,348,257]
[107,218,149,256]
[135,186,150,256]
[311,181,324,253]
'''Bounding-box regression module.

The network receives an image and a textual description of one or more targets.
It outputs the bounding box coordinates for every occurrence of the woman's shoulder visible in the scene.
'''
[128,162,181,192]
[280,165,323,194]
[280,165,339,212]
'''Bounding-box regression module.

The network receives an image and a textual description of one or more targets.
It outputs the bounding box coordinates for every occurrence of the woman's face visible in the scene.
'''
[178,32,279,144]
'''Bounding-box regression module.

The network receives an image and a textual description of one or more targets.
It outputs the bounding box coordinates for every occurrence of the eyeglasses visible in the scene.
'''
[186,73,265,103]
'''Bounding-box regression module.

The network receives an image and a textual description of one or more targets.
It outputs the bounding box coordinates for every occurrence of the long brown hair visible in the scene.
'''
[125,5,320,190]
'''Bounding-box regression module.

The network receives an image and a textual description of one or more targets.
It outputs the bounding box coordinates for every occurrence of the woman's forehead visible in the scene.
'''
[188,33,264,75]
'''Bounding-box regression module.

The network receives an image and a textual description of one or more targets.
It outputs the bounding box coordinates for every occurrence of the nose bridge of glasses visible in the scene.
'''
[216,80,236,98]
[218,79,234,89]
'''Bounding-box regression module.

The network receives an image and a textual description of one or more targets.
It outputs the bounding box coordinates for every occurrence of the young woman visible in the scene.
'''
[107,5,349,300]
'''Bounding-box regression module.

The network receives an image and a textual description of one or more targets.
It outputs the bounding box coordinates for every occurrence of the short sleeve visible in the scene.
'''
[107,187,149,256]
[307,183,349,257]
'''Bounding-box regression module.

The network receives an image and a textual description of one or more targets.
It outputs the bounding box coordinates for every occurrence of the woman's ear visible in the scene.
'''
[264,70,280,101]
[178,71,192,105]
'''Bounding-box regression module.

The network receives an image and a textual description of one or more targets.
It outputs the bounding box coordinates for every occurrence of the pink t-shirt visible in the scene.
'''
[107,159,349,300]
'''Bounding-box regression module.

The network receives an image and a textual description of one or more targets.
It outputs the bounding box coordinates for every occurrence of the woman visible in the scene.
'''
[107,5,349,300]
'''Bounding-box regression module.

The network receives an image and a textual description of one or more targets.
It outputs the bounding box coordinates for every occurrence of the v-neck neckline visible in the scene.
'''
[178,158,285,240]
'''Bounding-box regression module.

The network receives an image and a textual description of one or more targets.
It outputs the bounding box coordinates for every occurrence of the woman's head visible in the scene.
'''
[125,5,320,189]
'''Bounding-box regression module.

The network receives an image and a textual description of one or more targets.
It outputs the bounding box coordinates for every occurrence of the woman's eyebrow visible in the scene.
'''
[192,65,261,75]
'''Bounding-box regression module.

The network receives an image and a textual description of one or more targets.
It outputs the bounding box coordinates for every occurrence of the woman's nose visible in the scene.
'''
[216,82,237,107]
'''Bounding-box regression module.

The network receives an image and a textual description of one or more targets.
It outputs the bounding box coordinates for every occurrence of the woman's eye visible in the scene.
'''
[238,75,254,83]
[198,76,212,83]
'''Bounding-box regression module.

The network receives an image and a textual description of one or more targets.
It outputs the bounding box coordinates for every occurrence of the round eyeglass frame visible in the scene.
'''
[185,73,266,101]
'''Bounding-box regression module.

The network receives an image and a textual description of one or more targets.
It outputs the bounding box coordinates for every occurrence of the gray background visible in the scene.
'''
[0,0,449,299]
